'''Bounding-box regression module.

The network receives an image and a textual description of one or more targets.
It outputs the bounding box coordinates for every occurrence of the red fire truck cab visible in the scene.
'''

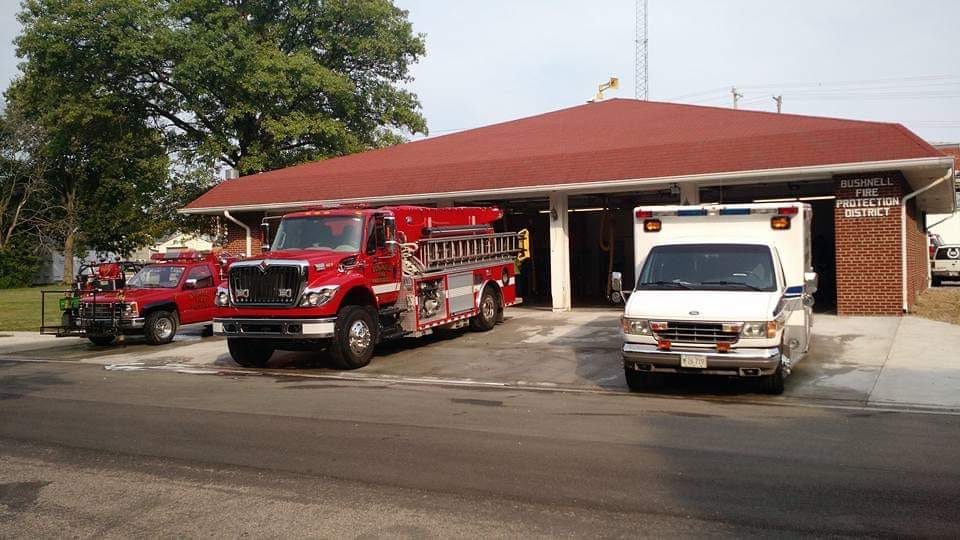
[46,249,234,346]
[213,205,528,369]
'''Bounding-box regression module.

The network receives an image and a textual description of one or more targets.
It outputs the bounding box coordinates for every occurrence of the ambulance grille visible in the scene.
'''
[653,322,740,345]
[230,264,304,307]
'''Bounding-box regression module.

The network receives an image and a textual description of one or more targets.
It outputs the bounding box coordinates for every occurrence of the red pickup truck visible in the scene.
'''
[44,249,234,345]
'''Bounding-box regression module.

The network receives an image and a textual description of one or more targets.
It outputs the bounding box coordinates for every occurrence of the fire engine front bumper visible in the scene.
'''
[213,317,337,339]
[622,343,782,376]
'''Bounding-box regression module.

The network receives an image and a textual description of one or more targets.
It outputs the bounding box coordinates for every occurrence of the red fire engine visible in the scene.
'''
[43,249,236,346]
[213,205,529,369]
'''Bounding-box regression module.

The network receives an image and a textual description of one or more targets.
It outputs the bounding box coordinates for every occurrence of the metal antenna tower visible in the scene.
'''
[635,0,648,100]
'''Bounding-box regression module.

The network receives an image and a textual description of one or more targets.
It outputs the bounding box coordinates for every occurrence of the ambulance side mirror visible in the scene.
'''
[804,272,819,294]
[610,271,627,304]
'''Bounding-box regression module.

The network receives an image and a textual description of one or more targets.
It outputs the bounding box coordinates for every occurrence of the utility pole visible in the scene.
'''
[635,0,648,100]
[773,95,783,113]
[731,87,743,109]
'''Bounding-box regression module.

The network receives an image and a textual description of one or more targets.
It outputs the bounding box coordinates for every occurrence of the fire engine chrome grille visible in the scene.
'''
[652,321,740,345]
[230,262,305,307]
[79,302,121,320]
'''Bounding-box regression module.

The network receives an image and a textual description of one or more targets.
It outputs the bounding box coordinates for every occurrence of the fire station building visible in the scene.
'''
[182,99,957,316]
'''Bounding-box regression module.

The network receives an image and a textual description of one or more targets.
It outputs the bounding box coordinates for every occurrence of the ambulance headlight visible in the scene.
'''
[215,288,230,306]
[741,321,779,338]
[301,286,339,307]
[621,317,651,335]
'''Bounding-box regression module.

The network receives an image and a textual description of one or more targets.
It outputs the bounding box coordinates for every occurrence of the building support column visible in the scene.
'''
[549,192,571,312]
[679,182,700,205]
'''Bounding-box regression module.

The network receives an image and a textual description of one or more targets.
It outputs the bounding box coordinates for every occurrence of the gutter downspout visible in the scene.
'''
[901,170,954,312]
[223,210,251,257]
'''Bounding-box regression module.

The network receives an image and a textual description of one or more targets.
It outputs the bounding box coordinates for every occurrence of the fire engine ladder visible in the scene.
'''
[416,231,529,273]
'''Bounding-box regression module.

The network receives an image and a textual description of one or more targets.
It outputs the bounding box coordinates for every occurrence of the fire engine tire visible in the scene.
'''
[624,367,664,392]
[87,336,115,346]
[329,305,378,370]
[144,310,178,345]
[470,286,499,332]
[227,338,274,368]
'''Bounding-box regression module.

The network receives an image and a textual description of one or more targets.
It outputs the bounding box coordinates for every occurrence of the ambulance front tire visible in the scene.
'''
[228,338,274,368]
[763,350,786,395]
[87,336,115,346]
[624,366,664,392]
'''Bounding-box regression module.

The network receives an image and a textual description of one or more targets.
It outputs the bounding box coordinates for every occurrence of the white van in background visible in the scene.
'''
[611,203,818,394]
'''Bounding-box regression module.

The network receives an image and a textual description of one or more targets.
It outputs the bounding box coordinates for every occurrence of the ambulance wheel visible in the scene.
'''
[470,287,499,332]
[763,354,786,395]
[144,310,178,345]
[87,336,115,346]
[329,305,378,370]
[228,338,274,368]
[624,366,663,392]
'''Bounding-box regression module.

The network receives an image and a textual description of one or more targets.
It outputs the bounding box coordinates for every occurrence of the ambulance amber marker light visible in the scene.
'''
[770,217,791,230]
[716,342,731,353]
[657,340,671,351]
[777,206,799,216]
[635,210,653,218]
[644,219,662,232]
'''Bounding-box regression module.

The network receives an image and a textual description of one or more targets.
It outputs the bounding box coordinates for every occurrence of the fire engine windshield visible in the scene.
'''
[127,265,185,288]
[636,244,777,292]
[272,216,364,252]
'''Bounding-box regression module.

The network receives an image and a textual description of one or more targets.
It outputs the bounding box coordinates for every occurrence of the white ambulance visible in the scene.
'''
[611,202,818,394]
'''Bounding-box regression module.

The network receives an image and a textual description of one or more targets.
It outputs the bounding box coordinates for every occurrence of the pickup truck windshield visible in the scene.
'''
[272,216,364,252]
[637,244,777,292]
[128,265,185,289]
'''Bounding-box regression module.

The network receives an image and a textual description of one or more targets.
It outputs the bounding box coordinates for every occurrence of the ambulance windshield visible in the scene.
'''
[272,216,364,252]
[637,244,776,292]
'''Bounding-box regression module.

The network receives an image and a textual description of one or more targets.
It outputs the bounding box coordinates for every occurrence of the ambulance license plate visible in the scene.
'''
[680,354,708,369]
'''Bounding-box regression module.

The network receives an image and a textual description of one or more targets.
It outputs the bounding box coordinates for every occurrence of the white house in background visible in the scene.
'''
[926,143,960,244]
[129,231,214,260]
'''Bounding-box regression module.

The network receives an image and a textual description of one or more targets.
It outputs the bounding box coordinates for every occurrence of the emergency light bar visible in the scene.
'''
[150,248,208,262]
[637,205,800,232]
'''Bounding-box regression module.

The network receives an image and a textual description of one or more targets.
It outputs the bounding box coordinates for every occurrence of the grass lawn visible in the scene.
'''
[0,286,66,332]
[913,285,960,326]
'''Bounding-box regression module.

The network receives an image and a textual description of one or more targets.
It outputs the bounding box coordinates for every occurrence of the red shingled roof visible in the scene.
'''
[185,98,943,211]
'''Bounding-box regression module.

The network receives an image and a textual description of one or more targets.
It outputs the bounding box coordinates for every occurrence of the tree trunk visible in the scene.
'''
[63,229,75,285]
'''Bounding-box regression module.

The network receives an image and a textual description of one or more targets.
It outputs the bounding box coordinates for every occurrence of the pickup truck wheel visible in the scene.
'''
[470,287,499,332]
[762,354,786,395]
[932,276,942,287]
[87,336,115,346]
[624,366,664,391]
[144,310,178,345]
[227,338,274,368]
[329,305,378,370]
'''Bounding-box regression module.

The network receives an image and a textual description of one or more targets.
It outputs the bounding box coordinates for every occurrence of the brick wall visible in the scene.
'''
[833,172,905,315]
[905,198,928,310]
[222,212,265,257]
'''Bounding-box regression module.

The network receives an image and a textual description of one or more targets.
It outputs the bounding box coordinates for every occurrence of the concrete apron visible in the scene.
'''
[2,308,958,411]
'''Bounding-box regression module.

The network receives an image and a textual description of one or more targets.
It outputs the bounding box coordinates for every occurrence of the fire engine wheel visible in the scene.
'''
[227,338,274,368]
[87,336,116,346]
[329,305,378,370]
[470,287,500,332]
[144,310,178,345]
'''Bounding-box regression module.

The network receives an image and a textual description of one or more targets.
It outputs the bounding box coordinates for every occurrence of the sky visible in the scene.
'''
[2,0,959,143]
